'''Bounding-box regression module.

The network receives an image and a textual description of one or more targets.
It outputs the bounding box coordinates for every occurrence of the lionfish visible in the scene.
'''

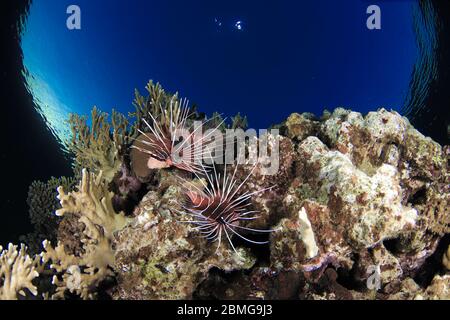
[131,96,223,174]
[177,161,276,253]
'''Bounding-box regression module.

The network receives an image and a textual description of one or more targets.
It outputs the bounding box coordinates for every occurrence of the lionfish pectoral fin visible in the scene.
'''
[147,157,171,169]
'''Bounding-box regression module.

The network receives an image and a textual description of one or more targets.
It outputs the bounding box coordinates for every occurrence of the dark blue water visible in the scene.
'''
[2,0,449,245]
[21,0,421,147]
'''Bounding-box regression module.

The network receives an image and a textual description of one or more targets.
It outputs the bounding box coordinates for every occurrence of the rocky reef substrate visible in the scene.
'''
[1,83,448,300]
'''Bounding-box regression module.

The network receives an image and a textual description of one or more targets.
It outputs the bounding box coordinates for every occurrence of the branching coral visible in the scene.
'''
[2,169,130,300]
[41,169,130,299]
[20,176,77,253]
[131,81,179,133]
[56,169,129,238]
[230,112,248,130]
[41,237,114,300]
[0,244,40,300]
[3,78,449,301]
[68,107,131,182]
[207,112,248,131]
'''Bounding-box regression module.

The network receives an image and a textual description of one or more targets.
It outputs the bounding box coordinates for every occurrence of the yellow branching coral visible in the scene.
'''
[0,244,39,300]
[131,80,177,132]
[41,238,114,300]
[131,80,202,132]
[69,107,131,182]
[56,169,129,238]
[41,169,130,299]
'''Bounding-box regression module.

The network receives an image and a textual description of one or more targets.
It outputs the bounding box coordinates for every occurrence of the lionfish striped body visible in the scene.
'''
[132,97,222,174]
[179,163,275,252]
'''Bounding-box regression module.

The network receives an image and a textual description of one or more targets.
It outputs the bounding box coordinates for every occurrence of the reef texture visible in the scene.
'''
[111,170,256,300]
[1,83,449,300]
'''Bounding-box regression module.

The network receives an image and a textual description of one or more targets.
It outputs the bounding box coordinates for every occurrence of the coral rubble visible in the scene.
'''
[1,82,448,300]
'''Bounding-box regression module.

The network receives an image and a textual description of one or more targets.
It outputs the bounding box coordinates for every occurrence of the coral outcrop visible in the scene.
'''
[112,170,256,300]
[194,108,448,300]
[263,108,449,299]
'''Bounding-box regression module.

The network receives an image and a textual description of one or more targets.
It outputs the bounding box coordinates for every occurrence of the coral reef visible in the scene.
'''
[189,107,449,300]
[1,81,448,300]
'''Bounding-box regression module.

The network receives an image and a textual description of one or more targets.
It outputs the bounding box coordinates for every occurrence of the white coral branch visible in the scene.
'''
[0,244,39,300]
[298,207,319,259]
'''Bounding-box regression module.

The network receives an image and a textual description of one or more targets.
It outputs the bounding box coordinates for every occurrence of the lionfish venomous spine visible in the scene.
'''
[177,161,276,253]
[131,96,224,174]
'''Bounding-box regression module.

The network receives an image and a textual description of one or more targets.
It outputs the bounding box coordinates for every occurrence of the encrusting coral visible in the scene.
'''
[263,108,449,298]
[1,82,449,300]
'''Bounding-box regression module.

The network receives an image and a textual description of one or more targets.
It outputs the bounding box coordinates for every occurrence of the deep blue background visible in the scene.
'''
[9,0,450,246]
[22,0,418,145]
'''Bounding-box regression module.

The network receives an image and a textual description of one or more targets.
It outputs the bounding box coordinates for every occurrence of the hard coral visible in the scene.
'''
[266,108,448,298]
[42,169,130,299]
[285,112,319,141]
[69,107,131,182]
[0,244,39,300]
[5,82,450,301]
[56,169,129,238]
[21,176,77,253]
